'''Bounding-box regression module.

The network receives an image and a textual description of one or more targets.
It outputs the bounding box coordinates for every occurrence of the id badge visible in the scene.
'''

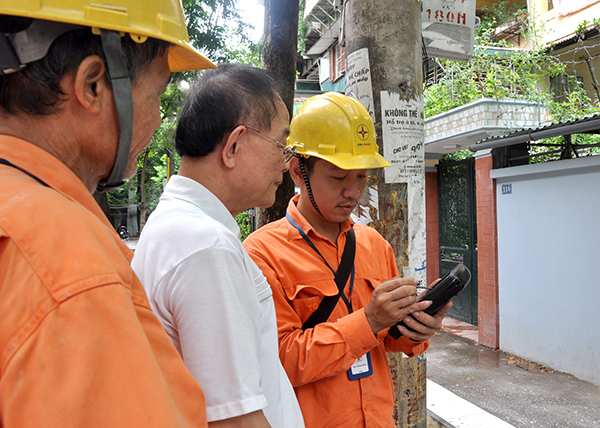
[347,351,373,380]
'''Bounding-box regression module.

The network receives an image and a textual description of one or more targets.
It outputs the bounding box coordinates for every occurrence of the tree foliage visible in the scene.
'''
[236,210,253,241]
[183,0,261,64]
[297,0,307,54]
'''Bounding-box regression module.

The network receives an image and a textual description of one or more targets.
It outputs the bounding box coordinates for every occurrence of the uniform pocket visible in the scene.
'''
[285,281,338,324]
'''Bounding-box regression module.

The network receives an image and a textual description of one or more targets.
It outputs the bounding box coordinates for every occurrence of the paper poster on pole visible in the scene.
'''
[350,184,379,226]
[381,92,426,283]
[406,182,427,283]
[345,48,375,123]
[380,92,424,184]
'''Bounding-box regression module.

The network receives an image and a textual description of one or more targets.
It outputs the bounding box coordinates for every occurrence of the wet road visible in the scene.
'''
[427,331,600,428]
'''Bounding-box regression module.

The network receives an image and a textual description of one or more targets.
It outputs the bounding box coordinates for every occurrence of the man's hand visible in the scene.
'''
[396,300,452,342]
[364,277,432,335]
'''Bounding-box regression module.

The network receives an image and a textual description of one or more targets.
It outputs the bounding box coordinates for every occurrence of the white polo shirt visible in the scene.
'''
[132,175,304,427]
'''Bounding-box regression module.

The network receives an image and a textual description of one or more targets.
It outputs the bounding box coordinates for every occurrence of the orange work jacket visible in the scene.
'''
[244,195,428,428]
[0,136,207,427]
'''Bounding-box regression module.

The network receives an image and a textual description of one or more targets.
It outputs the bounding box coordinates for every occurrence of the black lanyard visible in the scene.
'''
[286,213,356,315]
[0,158,49,187]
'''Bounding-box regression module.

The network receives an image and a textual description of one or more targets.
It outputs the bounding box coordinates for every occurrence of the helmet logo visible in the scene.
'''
[356,124,371,145]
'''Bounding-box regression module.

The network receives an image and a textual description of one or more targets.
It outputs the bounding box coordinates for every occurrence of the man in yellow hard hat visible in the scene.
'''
[244,92,450,427]
[0,1,214,426]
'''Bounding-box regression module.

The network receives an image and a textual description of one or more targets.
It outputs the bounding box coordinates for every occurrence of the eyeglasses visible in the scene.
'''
[243,125,297,163]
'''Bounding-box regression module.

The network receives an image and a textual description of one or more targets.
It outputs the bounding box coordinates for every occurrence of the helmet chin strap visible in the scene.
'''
[96,29,134,192]
[298,156,324,218]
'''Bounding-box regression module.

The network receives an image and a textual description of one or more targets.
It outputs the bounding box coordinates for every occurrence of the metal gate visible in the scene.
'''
[437,158,478,325]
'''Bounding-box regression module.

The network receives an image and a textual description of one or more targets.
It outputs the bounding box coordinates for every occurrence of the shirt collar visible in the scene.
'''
[162,175,240,236]
[0,135,112,224]
[0,135,133,258]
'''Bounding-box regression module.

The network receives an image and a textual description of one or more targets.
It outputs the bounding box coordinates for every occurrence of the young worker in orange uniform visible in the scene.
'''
[244,92,451,427]
[0,1,214,426]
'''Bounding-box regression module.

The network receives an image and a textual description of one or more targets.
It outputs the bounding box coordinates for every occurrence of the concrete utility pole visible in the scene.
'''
[258,0,300,228]
[344,0,427,427]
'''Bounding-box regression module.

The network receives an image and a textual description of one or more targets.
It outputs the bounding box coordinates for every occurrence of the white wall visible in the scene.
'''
[491,155,600,385]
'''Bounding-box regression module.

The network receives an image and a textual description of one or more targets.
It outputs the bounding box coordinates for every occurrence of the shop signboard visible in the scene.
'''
[422,0,477,61]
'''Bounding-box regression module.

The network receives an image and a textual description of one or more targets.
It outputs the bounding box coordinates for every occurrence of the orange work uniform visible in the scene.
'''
[0,136,207,427]
[244,195,428,428]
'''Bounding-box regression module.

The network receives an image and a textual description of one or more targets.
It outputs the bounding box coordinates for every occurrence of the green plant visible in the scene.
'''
[236,210,252,241]
[576,20,589,35]
[297,0,307,54]
[424,48,558,119]
[439,149,473,164]
[476,0,524,43]
[529,83,600,163]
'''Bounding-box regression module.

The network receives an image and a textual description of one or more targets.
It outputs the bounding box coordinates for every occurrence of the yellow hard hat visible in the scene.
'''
[0,0,215,72]
[288,92,391,170]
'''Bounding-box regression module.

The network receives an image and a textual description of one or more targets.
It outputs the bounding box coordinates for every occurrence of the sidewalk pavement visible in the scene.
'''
[426,318,600,428]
